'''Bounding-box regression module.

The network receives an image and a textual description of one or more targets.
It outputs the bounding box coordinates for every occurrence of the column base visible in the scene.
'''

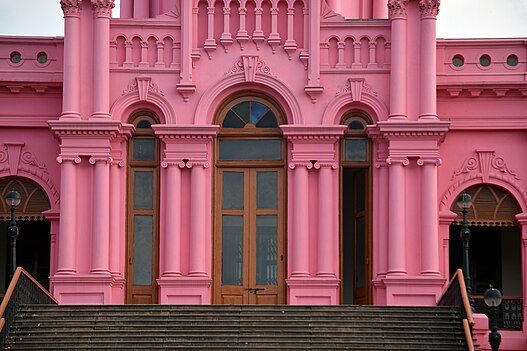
[157,276,212,304]
[286,277,340,305]
[379,275,446,306]
[50,274,124,304]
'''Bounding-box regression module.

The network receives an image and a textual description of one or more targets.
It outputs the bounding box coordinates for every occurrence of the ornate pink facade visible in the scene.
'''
[0,0,526,349]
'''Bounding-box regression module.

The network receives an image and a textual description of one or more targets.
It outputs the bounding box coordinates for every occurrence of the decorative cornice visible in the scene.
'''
[281,125,347,140]
[225,55,273,81]
[61,0,82,17]
[452,150,519,182]
[419,0,440,18]
[388,0,409,19]
[91,0,115,18]
[152,125,219,140]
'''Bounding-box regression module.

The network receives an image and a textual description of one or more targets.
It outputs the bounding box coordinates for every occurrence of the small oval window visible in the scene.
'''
[479,54,491,67]
[452,54,464,67]
[507,54,518,67]
[10,51,22,64]
[37,52,48,64]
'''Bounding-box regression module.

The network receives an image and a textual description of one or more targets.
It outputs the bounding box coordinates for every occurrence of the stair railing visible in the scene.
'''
[438,268,476,351]
[0,267,57,346]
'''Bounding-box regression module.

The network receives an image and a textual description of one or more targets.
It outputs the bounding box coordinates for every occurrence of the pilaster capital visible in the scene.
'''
[187,161,210,169]
[388,0,409,19]
[91,0,115,18]
[61,0,82,17]
[89,156,112,165]
[417,157,442,166]
[57,156,82,164]
[386,157,409,166]
[419,0,440,18]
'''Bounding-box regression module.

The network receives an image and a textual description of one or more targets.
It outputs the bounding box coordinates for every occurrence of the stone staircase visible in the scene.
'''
[3,305,468,350]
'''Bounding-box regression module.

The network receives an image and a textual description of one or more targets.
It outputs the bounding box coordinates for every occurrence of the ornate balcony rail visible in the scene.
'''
[438,269,475,351]
[0,267,57,346]
[474,296,523,330]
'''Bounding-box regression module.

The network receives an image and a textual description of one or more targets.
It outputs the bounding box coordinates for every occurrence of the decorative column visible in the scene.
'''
[387,157,408,275]
[514,213,527,332]
[283,6,297,58]
[60,0,82,119]
[419,0,440,120]
[90,156,112,274]
[56,156,81,274]
[290,162,311,277]
[204,6,217,57]
[316,163,337,277]
[109,158,124,276]
[91,0,114,119]
[220,6,233,51]
[236,6,249,48]
[388,0,408,120]
[133,0,149,18]
[267,6,281,51]
[176,0,196,101]
[304,0,323,102]
[162,161,184,276]
[419,158,441,275]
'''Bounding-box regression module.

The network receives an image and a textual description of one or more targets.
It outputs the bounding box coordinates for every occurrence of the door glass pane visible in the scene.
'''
[219,140,281,160]
[222,215,243,286]
[222,172,244,210]
[345,139,367,162]
[133,138,155,161]
[134,215,152,285]
[256,215,277,285]
[134,171,153,210]
[355,216,365,289]
[257,172,277,209]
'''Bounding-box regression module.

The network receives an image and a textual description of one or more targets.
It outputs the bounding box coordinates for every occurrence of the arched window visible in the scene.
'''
[126,112,160,304]
[340,111,372,305]
[213,95,286,305]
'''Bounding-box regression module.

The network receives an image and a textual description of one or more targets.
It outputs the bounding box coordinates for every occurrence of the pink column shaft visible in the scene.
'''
[373,0,389,18]
[308,0,321,85]
[421,161,440,274]
[109,162,121,275]
[419,17,438,119]
[92,14,111,118]
[389,17,407,119]
[317,166,334,277]
[164,164,182,276]
[57,159,77,273]
[388,161,406,274]
[377,164,389,276]
[189,165,207,276]
[91,159,110,274]
[120,0,133,18]
[134,0,149,18]
[61,14,80,118]
[291,165,309,277]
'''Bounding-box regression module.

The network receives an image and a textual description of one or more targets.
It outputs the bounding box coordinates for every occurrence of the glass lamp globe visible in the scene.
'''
[484,285,503,307]
[457,192,472,209]
[6,190,21,207]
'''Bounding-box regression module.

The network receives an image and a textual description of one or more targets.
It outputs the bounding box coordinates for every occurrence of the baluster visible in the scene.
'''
[352,42,361,69]
[220,6,233,52]
[268,6,281,53]
[253,6,265,49]
[336,41,346,69]
[140,40,148,67]
[283,6,296,59]
[204,6,217,58]
[237,6,249,49]
[124,40,132,67]
[156,41,164,67]
[368,40,377,68]
[110,40,117,67]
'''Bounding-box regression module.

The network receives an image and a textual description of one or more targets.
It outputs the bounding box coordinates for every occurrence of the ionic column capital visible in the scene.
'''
[61,0,82,17]
[289,162,314,170]
[313,162,338,170]
[89,156,112,165]
[161,160,187,169]
[388,0,409,19]
[186,161,210,169]
[386,157,409,166]
[417,157,442,166]
[57,156,82,164]
[419,0,440,18]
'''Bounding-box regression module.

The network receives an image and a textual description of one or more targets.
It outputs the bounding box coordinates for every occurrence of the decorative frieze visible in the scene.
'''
[225,55,273,81]
[336,78,378,101]
[122,77,164,100]
[452,150,519,181]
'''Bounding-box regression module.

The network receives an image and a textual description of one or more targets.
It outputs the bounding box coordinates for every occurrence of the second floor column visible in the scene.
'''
[387,157,408,274]
[162,161,184,276]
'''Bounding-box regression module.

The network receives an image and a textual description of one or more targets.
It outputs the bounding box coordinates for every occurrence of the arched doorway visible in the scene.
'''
[0,178,51,295]
[449,185,522,330]
[213,95,286,304]
[340,111,372,305]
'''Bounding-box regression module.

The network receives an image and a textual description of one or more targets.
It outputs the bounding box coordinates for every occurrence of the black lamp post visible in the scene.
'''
[484,285,502,351]
[5,189,21,281]
[457,191,475,312]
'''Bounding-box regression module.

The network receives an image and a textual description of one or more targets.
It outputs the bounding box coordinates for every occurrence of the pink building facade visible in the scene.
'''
[0,0,526,349]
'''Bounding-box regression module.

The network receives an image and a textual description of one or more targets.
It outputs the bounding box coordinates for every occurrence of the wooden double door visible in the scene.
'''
[214,168,285,304]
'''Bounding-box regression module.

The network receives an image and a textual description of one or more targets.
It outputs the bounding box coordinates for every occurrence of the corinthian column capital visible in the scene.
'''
[61,0,82,17]
[419,0,441,18]
[388,0,409,19]
[91,0,115,18]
